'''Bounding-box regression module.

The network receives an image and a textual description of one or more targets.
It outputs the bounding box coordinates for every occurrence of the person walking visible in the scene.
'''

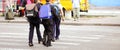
[25,0,42,47]
[53,0,64,40]
[40,0,55,47]
[72,0,80,21]
[19,0,25,17]
[16,0,20,13]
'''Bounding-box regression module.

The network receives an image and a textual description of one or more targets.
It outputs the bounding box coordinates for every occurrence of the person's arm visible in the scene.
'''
[60,8,64,21]
[71,0,73,3]
[59,4,65,21]
[6,0,10,9]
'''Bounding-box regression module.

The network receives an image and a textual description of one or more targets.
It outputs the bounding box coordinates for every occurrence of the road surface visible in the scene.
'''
[0,23,120,50]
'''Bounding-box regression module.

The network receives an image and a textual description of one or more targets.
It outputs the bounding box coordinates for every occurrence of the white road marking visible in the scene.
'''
[0,33,28,35]
[0,33,104,46]
[0,48,29,50]
[61,35,104,40]
[53,42,80,46]
[61,38,92,42]
[0,42,26,46]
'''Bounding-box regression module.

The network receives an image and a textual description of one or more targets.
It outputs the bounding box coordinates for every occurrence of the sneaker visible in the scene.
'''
[28,43,33,47]
[55,37,59,40]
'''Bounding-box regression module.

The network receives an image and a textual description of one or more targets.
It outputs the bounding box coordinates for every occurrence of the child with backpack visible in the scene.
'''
[52,0,64,40]
[25,0,42,47]
[39,0,55,47]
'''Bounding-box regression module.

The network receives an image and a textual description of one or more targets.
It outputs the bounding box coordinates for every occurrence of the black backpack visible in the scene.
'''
[52,5,61,19]
[25,3,36,17]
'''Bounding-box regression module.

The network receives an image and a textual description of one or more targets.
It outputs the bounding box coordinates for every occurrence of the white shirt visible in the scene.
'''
[72,0,80,8]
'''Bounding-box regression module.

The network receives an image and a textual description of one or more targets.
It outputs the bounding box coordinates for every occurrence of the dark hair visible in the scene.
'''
[34,0,37,3]
[46,0,50,2]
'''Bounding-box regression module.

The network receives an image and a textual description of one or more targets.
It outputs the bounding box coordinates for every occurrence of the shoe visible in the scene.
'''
[51,39,55,42]
[29,43,33,47]
[46,43,52,47]
[42,42,46,46]
[38,41,41,44]
[42,42,52,47]
[46,41,52,47]
[42,39,52,47]
[38,38,43,44]
[42,38,46,46]
[55,37,59,40]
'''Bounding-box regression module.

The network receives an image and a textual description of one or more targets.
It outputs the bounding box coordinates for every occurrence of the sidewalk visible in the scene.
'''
[0,9,120,26]
[63,16,120,26]
[81,9,120,16]
[0,16,120,26]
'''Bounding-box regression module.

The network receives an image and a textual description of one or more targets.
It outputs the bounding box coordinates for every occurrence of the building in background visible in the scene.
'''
[89,0,120,6]
[89,0,120,9]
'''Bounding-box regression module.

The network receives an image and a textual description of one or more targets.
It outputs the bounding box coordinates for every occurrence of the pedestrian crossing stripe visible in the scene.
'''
[0,48,29,50]
[0,32,25,35]
[0,42,26,46]
[0,33,104,46]
[52,42,80,45]
[60,38,92,42]
[60,35,104,40]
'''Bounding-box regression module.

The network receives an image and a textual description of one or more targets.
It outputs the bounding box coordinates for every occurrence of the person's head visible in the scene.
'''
[46,0,50,2]
[54,0,60,4]
[36,0,41,3]
[33,0,40,3]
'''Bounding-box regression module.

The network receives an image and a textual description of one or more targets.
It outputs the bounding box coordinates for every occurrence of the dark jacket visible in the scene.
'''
[27,3,43,24]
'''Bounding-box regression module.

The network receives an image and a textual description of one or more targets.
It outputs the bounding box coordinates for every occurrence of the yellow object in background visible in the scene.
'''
[40,0,88,12]
[60,0,72,11]
[80,0,88,12]
[60,0,89,12]
[40,0,54,4]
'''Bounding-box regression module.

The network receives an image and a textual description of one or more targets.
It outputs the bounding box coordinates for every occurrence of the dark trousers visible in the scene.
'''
[42,19,54,43]
[29,23,42,43]
[53,19,61,39]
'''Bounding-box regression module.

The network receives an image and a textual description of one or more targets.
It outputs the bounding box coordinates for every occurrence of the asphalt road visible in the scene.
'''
[0,23,120,50]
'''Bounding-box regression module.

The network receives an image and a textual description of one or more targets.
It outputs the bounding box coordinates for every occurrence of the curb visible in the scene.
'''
[61,23,120,26]
[0,21,28,23]
[0,20,120,26]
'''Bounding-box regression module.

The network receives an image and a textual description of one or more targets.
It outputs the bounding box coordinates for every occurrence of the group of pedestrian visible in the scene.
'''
[24,0,64,47]
[15,0,80,47]
[16,0,35,17]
